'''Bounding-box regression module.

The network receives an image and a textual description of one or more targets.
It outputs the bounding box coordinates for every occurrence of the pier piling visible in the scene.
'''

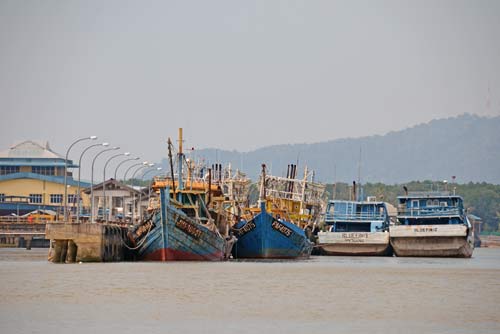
[46,223,128,263]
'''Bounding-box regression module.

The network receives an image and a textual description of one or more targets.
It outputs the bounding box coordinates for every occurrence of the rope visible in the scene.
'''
[121,210,158,250]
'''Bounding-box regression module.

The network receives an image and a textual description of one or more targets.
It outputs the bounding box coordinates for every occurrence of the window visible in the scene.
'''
[0,166,20,175]
[0,194,5,202]
[29,194,42,204]
[32,166,55,176]
[68,194,77,204]
[50,194,63,204]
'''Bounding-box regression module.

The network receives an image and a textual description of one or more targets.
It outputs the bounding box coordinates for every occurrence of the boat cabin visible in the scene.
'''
[397,192,465,225]
[325,200,389,233]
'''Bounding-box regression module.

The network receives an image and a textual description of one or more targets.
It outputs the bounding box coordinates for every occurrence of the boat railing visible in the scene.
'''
[325,212,387,222]
[266,188,303,202]
[263,175,326,204]
[398,206,461,217]
[404,191,451,197]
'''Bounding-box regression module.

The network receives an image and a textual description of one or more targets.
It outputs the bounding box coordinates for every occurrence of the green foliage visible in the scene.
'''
[327,181,500,232]
[124,178,151,187]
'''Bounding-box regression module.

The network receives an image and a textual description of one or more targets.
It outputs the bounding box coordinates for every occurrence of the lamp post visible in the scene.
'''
[114,157,140,222]
[76,142,109,223]
[90,146,119,223]
[139,167,162,220]
[63,136,97,221]
[114,157,140,180]
[130,163,154,223]
[103,152,130,223]
[123,161,149,184]
[122,161,148,222]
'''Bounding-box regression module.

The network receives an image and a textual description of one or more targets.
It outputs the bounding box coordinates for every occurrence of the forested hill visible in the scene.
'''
[182,114,500,184]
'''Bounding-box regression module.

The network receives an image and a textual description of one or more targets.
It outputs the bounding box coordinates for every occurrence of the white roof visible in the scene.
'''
[0,140,63,159]
[22,209,57,217]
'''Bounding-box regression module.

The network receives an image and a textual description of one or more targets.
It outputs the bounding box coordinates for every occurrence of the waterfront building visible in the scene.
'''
[0,140,90,217]
[83,179,147,223]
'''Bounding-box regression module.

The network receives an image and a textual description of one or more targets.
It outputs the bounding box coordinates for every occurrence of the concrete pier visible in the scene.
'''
[0,223,48,249]
[46,223,129,263]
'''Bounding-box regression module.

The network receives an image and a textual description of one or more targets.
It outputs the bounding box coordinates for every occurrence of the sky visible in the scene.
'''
[1,0,499,180]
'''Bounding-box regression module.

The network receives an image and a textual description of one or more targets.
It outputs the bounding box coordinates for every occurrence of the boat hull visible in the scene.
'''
[317,231,392,256]
[390,225,474,258]
[231,209,313,259]
[131,190,225,262]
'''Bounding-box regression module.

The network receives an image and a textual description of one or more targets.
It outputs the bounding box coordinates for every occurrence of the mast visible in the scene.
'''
[333,163,337,200]
[300,166,308,214]
[258,164,267,211]
[177,128,184,201]
[167,138,176,195]
[357,147,362,201]
[207,168,212,207]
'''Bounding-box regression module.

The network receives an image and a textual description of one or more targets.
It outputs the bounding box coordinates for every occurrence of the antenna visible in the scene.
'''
[333,163,337,200]
[357,146,362,186]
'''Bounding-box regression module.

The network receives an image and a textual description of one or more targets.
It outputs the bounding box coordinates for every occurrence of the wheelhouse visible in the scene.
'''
[324,200,389,232]
[397,192,465,225]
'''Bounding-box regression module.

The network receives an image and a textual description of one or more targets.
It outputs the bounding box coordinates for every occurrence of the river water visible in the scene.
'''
[1,248,499,334]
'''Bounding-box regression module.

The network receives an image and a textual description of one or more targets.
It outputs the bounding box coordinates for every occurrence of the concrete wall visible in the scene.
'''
[46,223,127,262]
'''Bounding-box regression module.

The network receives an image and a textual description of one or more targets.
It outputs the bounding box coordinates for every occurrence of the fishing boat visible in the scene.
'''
[127,129,226,261]
[390,190,474,258]
[316,189,392,256]
[231,164,322,259]
[205,163,251,237]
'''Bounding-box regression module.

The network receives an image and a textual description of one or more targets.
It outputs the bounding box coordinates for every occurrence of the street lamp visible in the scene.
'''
[123,161,149,184]
[114,157,140,180]
[103,152,130,223]
[130,163,154,223]
[90,146,119,223]
[122,161,148,222]
[63,136,97,221]
[138,167,162,220]
[76,142,109,223]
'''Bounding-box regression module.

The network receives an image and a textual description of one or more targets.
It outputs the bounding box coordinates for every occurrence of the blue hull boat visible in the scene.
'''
[231,201,313,259]
[129,188,225,261]
[128,130,226,261]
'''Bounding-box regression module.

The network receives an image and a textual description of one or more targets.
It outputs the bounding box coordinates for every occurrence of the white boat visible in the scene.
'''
[390,191,474,258]
[317,198,392,256]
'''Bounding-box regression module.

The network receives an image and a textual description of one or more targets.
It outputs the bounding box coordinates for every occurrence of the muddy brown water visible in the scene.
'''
[1,248,499,334]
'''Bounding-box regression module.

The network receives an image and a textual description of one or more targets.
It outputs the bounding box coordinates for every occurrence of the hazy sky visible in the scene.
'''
[1,0,499,179]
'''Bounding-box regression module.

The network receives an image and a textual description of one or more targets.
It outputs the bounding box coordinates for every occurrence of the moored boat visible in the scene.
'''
[129,188,225,261]
[231,164,316,259]
[127,129,226,261]
[316,189,392,256]
[390,190,474,258]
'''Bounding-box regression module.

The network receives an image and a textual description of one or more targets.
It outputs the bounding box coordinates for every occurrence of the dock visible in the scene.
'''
[0,223,48,249]
[45,223,129,263]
